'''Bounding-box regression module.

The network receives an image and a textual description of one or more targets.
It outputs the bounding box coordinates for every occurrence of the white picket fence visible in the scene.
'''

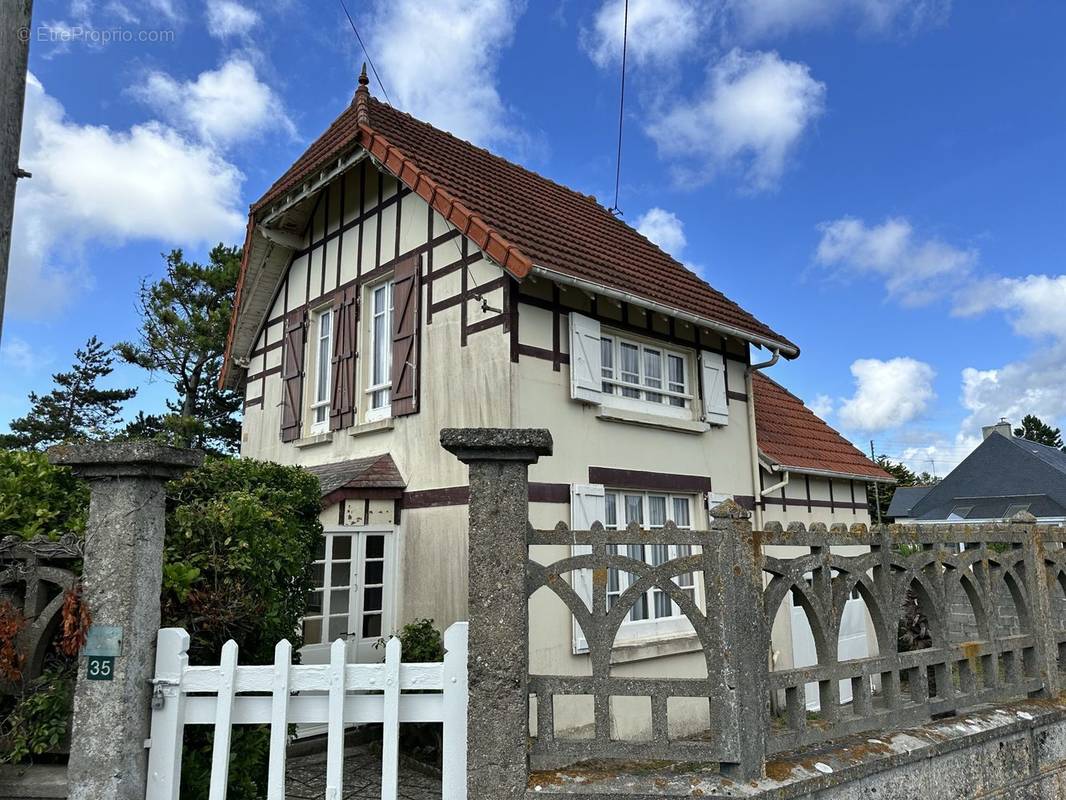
[145,622,468,800]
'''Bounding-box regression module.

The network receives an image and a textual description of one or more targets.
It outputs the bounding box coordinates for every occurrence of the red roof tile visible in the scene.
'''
[249,96,798,356]
[752,373,892,481]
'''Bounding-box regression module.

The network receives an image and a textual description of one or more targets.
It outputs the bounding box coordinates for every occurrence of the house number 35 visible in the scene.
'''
[87,655,115,681]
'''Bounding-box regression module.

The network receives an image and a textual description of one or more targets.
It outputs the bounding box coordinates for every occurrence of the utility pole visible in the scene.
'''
[870,439,883,526]
[0,0,34,346]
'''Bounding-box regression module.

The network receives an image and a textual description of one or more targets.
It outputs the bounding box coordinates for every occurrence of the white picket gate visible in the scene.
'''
[145,622,468,800]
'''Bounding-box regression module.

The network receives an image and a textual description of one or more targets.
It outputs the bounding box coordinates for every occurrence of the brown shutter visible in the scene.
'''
[390,254,421,417]
[329,285,359,430]
[280,309,307,442]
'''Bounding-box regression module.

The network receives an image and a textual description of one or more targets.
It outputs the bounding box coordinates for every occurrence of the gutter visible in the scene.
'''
[531,265,799,359]
[746,349,780,530]
[766,462,897,485]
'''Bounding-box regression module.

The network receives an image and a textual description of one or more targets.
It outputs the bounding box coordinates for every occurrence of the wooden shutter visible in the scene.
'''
[700,350,728,426]
[280,309,307,442]
[329,285,359,430]
[390,254,421,417]
[570,483,605,654]
[569,312,602,403]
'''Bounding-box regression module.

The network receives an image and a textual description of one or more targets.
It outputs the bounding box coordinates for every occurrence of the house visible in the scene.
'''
[221,69,892,735]
[884,485,934,521]
[891,421,1066,524]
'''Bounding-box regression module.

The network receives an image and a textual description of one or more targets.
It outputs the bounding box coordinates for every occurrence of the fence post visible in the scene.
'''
[1018,513,1060,697]
[711,500,769,780]
[441,428,553,800]
[48,442,203,800]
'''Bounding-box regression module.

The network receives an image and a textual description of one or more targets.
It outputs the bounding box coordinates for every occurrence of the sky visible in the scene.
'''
[3,0,1065,476]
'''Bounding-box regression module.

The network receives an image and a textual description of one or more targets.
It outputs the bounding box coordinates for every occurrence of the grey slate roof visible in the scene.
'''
[303,454,405,498]
[907,432,1066,521]
[885,485,934,519]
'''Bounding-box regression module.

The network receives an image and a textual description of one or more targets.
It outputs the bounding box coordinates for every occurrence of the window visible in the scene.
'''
[1003,503,1031,518]
[949,505,974,519]
[366,281,394,421]
[309,308,332,432]
[600,334,691,418]
[604,491,697,627]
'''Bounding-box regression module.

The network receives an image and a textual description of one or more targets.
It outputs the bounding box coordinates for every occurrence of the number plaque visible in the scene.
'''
[86,655,115,681]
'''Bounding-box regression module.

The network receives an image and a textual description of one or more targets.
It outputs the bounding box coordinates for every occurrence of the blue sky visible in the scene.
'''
[4,0,1065,474]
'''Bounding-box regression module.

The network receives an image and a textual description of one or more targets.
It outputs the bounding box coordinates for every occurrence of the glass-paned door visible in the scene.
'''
[300,527,395,665]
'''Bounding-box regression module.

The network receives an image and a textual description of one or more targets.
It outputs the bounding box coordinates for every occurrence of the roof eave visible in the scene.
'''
[531,264,800,359]
[762,453,895,484]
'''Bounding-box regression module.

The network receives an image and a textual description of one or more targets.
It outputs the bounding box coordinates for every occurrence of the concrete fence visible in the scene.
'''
[442,428,1066,797]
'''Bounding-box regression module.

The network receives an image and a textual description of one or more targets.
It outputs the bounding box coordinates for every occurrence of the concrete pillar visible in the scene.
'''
[48,442,202,800]
[711,500,769,780]
[441,428,553,800]
[1017,514,1060,697]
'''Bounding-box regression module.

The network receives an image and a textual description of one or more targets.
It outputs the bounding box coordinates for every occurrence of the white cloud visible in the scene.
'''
[205,0,259,37]
[727,0,951,40]
[808,393,834,419]
[0,337,39,372]
[838,357,936,432]
[815,216,977,305]
[647,49,826,191]
[130,57,293,148]
[956,349,1066,441]
[367,0,524,148]
[9,73,245,318]
[954,274,1066,342]
[582,0,705,68]
[635,207,687,256]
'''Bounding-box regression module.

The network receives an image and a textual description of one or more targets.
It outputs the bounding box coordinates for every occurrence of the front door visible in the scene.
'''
[300,526,396,665]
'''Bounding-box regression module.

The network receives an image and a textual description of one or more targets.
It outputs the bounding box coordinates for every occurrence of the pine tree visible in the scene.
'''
[1013,414,1064,450]
[0,337,137,450]
[116,245,242,454]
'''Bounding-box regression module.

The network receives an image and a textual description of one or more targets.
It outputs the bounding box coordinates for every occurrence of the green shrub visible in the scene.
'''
[0,450,88,540]
[161,457,322,800]
[0,660,76,763]
[381,618,444,663]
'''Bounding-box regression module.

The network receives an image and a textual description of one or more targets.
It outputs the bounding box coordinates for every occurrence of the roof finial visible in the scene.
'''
[354,62,370,125]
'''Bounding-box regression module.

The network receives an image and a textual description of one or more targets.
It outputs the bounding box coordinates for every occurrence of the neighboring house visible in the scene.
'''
[884,485,933,522]
[892,421,1066,525]
[221,71,892,735]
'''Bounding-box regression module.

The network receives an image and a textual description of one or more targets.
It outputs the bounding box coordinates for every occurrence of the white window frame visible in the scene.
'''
[604,490,700,643]
[599,332,694,420]
[365,280,394,422]
[309,306,333,434]
[301,526,397,651]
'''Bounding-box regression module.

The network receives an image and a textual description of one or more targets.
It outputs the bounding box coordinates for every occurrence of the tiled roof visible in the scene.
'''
[752,373,892,481]
[303,454,406,499]
[249,95,797,356]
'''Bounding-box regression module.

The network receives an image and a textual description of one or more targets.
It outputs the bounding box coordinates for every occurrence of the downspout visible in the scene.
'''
[746,348,780,530]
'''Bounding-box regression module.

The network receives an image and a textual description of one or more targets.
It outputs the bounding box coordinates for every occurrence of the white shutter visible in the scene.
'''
[700,350,728,426]
[569,312,602,404]
[570,483,605,654]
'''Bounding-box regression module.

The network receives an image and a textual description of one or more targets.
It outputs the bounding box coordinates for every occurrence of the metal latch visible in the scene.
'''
[150,678,180,710]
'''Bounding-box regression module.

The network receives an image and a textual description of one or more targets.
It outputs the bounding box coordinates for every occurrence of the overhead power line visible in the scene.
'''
[609,0,629,216]
[339,0,392,106]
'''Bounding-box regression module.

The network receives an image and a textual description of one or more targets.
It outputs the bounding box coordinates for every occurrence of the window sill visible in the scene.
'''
[294,432,333,449]
[596,407,709,435]
[349,417,394,437]
[610,633,702,664]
